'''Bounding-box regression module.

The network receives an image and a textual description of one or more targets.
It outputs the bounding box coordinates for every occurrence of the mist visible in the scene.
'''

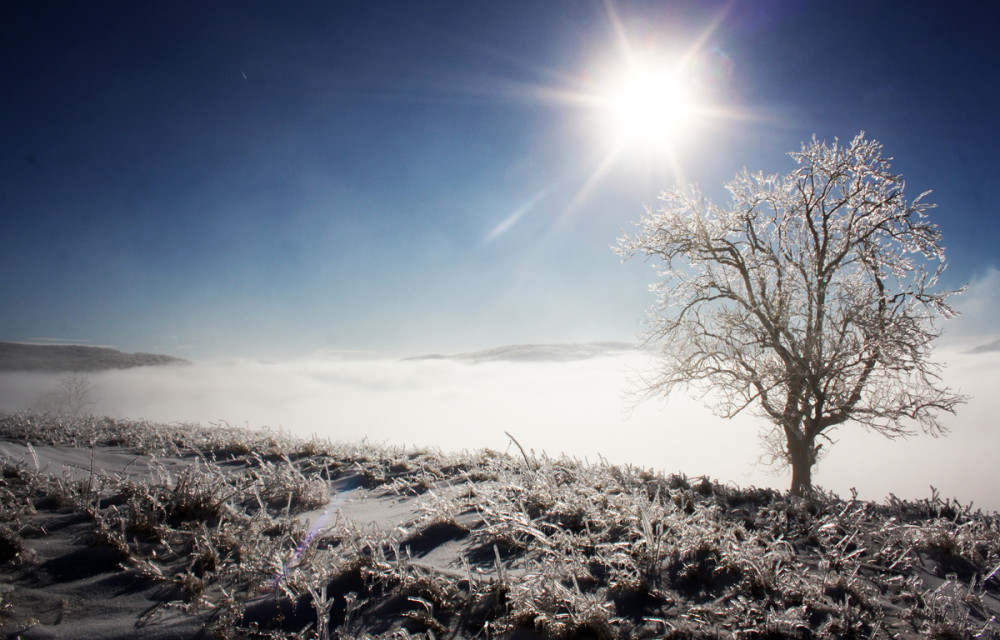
[2,344,998,511]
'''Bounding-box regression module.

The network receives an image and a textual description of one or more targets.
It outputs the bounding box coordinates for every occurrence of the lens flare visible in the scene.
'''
[272,475,361,590]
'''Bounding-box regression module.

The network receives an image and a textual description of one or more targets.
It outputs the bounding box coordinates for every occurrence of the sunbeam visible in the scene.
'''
[482,186,556,244]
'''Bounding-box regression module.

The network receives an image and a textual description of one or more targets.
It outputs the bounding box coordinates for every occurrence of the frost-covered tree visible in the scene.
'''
[34,372,95,418]
[618,133,966,496]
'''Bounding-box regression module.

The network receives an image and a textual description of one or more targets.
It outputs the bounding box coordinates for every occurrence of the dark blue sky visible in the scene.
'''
[3,1,998,358]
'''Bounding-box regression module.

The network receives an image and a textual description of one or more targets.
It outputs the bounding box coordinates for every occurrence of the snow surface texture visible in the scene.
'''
[1,416,998,639]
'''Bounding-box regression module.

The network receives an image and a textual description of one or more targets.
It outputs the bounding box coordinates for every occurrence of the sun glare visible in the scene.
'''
[605,61,699,149]
[515,4,740,227]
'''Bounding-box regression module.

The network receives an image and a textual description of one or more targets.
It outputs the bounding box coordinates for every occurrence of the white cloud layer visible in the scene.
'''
[944,265,1000,345]
[2,345,998,511]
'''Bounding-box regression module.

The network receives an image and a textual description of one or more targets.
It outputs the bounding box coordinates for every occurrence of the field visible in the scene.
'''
[1,413,998,639]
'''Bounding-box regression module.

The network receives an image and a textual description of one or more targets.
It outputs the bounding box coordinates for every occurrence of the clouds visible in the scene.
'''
[1,345,998,510]
[946,266,1000,345]
[812,347,1000,509]
[0,351,763,479]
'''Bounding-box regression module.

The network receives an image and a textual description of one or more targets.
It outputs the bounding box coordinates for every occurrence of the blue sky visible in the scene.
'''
[3,1,999,359]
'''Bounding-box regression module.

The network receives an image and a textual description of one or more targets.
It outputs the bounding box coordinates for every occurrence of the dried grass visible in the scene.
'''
[2,412,998,639]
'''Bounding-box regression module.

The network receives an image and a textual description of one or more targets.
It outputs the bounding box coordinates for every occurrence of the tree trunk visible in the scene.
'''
[788,438,814,497]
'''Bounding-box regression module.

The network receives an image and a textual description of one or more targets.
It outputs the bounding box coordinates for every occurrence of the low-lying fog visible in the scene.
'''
[2,345,998,511]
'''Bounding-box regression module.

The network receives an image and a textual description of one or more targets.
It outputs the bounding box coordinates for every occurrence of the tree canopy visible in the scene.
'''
[618,133,966,495]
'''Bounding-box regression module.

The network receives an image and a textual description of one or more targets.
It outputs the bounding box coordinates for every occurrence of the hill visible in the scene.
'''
[0,342,188,372]
[406,341,640,363]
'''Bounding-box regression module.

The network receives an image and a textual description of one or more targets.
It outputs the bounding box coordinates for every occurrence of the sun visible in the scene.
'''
[603,59,700,149]
[507,5,740,229]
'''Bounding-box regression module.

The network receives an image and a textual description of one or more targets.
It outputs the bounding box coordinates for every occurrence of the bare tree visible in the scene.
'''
[617,133,966,496]
[34,372,96,418]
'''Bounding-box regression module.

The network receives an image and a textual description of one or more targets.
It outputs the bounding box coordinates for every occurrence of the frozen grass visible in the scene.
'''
[1,412,998,639]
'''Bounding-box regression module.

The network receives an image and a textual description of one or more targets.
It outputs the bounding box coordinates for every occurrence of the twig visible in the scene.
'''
[504,431,536,473]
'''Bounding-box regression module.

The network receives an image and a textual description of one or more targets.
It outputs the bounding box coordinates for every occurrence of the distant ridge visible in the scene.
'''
[966,337,1000,354]
[0,342,189,372]
[405,341,641,363]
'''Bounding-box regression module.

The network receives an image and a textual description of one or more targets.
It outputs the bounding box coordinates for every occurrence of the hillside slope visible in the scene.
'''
[0,342,188,372]
[1,414,998,639]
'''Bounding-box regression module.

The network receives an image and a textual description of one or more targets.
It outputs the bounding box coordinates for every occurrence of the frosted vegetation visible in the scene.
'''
[2,414,998,639]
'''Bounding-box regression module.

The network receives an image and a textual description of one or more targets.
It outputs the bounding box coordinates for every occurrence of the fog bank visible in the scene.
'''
[1,347,997,511]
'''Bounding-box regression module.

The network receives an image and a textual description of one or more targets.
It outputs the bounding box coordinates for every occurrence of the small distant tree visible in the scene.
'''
[34,372,95,418]
[617,133,966,496]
